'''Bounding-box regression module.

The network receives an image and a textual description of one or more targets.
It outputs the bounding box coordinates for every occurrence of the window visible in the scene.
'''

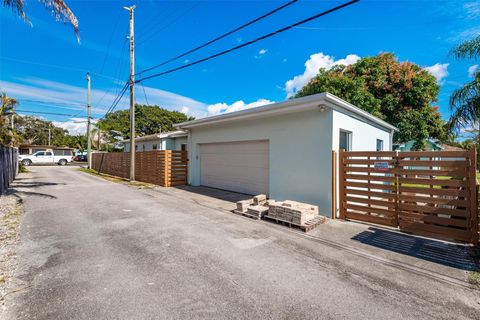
[45,152,53,156]
[36,151,45,156]
[153,144,157,150]
[181,144,187,151]
[339,130,352,151]
[376,139,384,151]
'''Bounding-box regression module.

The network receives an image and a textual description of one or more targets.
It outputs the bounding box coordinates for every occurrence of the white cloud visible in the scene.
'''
[207,99,274,116]
[424,63,449,83]
[259,49,267,55]
[468,64,478,77]
[284,52,360,98]
[52,118,97,135]
[0,77,207,117]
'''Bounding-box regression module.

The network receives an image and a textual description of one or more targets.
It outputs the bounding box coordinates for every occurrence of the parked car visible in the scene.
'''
[19,151,74,166]
[73,155,87,162]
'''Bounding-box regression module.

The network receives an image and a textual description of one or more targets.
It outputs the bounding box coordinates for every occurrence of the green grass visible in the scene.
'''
[18,162,28,173]
[468,271,480,285]
[78,168,99,175]
[77,168,125,183]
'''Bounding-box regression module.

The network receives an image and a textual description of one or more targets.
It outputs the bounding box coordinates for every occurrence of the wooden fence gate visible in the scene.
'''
[339,149,479,244]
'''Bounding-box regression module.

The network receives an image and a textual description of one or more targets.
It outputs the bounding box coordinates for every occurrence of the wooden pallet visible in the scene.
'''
[264,215,326,232]
[232,210,261,220]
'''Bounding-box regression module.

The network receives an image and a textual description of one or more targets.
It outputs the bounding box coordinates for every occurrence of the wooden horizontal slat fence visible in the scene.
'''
[91,150,187,187]
[0,146,18,194]
[339,149,479,244]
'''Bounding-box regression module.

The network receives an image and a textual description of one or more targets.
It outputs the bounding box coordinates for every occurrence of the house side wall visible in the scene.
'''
[188,109,334,215]
[331,109,393,218]
[124,139,162,152]
[174,137,188,150]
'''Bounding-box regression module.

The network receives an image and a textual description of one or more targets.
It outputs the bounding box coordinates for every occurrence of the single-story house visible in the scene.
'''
[394,140,464,152]
[122,130,188,152]
[176,92,398,217]
[19,144,74,156]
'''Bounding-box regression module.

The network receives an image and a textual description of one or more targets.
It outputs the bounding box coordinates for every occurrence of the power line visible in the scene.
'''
[19,99,109,111]
[101,81,129,119]
[136,0,360,83]
[137,0,299,76]
[136,1,200,47]
[16,109,89,117]
[141,82,149,105]
[0,57,120,82]
[99,10,123,75]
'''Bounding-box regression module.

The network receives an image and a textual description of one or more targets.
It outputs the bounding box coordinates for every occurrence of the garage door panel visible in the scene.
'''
[200,141,269,195]
[201,156,268,169]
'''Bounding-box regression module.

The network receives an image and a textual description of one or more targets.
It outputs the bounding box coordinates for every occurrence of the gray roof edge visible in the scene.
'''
[175,92,398,132]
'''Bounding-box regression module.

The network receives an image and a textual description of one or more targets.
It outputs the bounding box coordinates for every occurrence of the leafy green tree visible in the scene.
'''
[14,115,68,146]
[448,35,480,145]
[96,104,194,140]
[295,53,448,148]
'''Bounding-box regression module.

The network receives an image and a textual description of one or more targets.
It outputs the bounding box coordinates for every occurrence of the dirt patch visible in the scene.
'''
[0,195,23,308]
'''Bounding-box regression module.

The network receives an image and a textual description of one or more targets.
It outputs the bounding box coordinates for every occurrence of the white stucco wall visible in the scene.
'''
[331,110,393,218]
[174,137,188,150]
[331,110,392,152]
[124,137,187,152]
[188,109,334,215]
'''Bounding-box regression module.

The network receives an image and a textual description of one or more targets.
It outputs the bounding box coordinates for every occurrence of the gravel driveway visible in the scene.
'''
[2,166,479,319]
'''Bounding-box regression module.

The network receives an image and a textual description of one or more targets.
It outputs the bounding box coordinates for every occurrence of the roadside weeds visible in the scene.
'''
[78,168,155,189]
[0,195,23,308]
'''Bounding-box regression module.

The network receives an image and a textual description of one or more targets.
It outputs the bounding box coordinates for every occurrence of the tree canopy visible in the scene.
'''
[295,53,449,149]
[96,104,194,140]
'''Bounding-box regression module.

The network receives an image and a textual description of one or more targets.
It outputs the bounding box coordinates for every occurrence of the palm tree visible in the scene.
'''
[448,35,480,139]
[3,0,79,41]
[1,93,16,125]
[0,93,20,146]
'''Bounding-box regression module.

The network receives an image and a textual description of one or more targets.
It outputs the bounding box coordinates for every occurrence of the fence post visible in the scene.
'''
[394,150,399,226]
[468,147,479,244]
[331,150,337,219]
[338,149,346,220]
[163,151,169,187]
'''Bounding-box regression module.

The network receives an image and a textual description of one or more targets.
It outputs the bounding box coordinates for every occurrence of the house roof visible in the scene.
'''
[19,144,74,150]
[175,92,398,132]
[121,130,187,143]
[440,144,464,151]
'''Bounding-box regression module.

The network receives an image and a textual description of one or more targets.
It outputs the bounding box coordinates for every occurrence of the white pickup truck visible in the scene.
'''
[19,151,74,166]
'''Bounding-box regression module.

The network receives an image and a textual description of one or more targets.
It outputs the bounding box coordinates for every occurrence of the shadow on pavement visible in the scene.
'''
[11,181,65,188]
[352,227,479,271]
[174,185,252,203]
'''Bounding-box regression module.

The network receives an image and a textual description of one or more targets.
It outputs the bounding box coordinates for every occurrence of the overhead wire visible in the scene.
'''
[136,0,360,84]
[136,0,299,76]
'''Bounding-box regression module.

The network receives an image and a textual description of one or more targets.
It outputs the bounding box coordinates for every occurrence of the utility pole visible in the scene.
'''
[48,125,51,145]
[86,72,92,169]
[124,5,136,181]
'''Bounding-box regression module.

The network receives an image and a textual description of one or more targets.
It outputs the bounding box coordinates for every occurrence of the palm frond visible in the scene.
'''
[448,80,480,131]
[450,35,480,59]
[3,0,31,25]
[40,0,79,42]
[3,0,79,41]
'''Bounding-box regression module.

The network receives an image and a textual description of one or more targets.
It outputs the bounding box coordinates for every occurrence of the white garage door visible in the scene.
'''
[200,140,269,195]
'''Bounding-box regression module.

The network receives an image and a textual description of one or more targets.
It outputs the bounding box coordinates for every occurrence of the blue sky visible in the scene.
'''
[0,0,479,134]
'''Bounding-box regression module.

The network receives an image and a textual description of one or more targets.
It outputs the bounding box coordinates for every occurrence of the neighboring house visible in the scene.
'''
[176,92,398,217]
[393,140,442,152]
[123,130,188,152]
[19,144,74,156]
[393,140,465,152]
